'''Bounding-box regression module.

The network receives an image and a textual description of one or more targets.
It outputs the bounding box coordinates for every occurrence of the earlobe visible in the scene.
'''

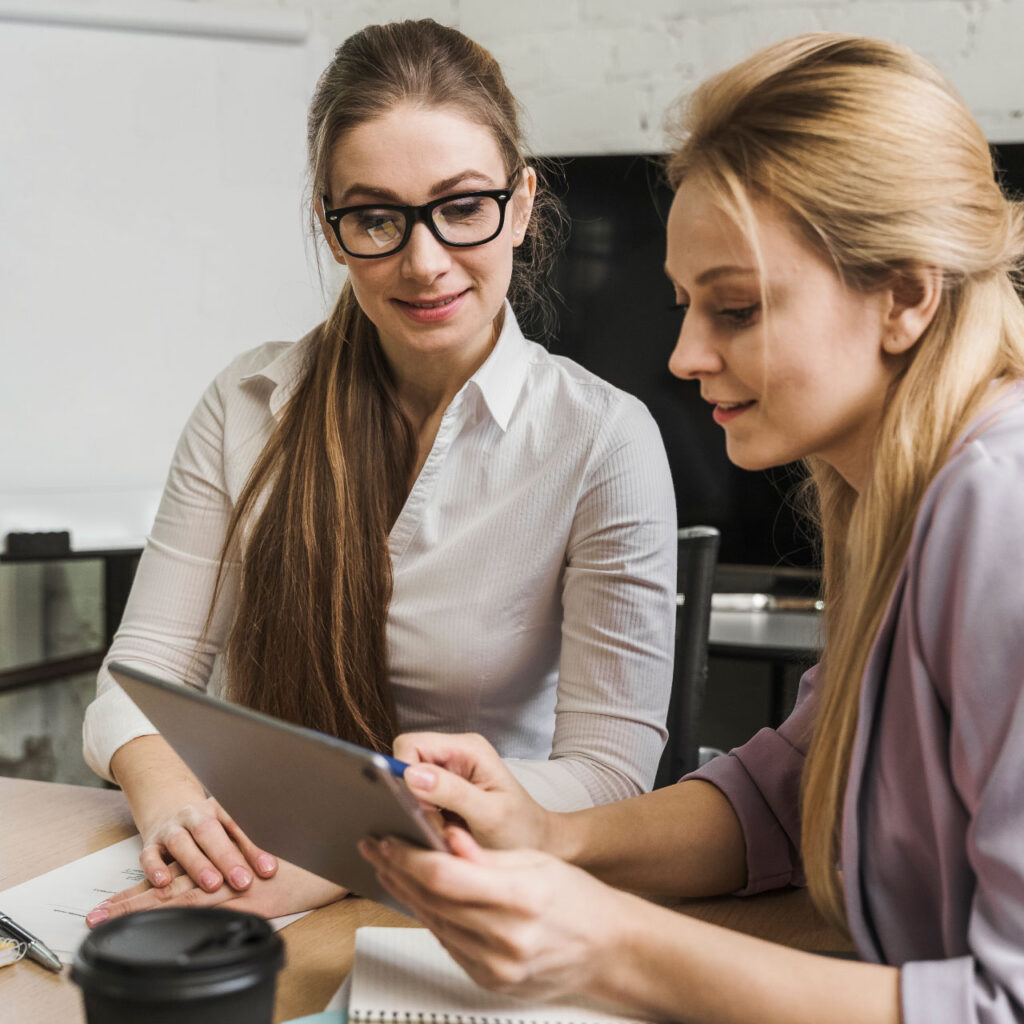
[882,267,942,355]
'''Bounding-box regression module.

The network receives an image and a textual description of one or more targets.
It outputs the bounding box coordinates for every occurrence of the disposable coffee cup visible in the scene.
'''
[71,907,285,1024]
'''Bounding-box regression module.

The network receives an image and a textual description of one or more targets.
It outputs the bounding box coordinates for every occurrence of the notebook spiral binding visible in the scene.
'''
[355,1015,578,1023]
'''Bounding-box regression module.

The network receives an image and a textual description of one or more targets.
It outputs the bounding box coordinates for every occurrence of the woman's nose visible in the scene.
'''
[400,222,451,282]
[668,315,723,380]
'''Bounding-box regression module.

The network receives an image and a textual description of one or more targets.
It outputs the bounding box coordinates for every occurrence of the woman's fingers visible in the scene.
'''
[365,835,622,1002]
[142,799,272,892]
[162,823,232,892]
[222,814,278,879]
[445,824,487,863]
[86,871,227,927]
[394,732,508,786]
[139,842,177,887]
[403,763,503,833]
[363,835,537,909]
[395,733,548,851]
[109,861,185,903]
[86,858,349,928]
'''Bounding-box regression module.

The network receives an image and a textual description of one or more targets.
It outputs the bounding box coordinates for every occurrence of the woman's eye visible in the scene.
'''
[439,198,484,221]
[356,210,397,230]
[669,302,689,317]
[718,303,760,327]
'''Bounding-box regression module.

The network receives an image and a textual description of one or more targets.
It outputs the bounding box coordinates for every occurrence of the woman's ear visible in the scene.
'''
[314,198,348,267]
[882,267,942,355]
[511,166,537,248]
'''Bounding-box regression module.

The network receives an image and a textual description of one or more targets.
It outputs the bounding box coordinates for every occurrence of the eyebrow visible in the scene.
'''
[335,170,501,206]
[663,263,758,287]
[695,265,758,286]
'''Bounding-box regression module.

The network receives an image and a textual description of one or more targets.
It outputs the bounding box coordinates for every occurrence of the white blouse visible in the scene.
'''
[83,309,678,810]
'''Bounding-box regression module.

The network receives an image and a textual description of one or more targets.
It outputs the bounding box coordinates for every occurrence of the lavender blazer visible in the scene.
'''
[692,388,1024,1023]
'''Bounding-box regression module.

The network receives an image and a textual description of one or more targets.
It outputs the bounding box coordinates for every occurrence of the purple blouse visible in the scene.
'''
[691,388,1024,1023]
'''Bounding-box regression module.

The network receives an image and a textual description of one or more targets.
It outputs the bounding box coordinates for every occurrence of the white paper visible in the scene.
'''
[0,836,307,963]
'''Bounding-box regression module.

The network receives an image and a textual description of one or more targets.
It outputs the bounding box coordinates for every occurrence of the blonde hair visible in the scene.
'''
[666,34,1024,929]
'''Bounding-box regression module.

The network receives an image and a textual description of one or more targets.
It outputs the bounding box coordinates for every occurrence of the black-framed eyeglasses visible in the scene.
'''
[322,173,521,259]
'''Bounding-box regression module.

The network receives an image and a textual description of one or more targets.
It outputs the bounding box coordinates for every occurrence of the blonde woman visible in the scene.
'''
[82,19,676,925]
[361,34,1024,1024]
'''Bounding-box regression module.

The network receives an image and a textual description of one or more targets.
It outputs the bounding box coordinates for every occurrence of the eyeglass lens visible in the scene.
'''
[338,195,503,256]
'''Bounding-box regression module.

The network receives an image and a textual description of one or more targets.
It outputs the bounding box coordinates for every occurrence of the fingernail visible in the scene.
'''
[257,855,275,875]
[404,765,436,791]
[86,908,110,927]
[200,869,220,890]
[153,869,168,886]
[378,838,393,857]
[229,868,252,889]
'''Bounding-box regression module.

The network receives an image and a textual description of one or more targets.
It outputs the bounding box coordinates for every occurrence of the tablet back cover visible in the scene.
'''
[108,661,443,909]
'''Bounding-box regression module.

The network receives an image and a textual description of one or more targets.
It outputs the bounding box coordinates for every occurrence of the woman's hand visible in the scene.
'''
[360,828,634,1002]
[110,735,278,894]
[394,732,555,851]
[134,794,278,894]
[85,857,346,928]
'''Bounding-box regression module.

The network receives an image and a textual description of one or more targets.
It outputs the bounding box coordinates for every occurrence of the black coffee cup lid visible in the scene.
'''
[71,908,284,1003]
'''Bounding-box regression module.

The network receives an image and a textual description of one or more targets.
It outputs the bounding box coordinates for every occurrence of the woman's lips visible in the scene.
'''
[393,290,468,323]
[711,400,756,425]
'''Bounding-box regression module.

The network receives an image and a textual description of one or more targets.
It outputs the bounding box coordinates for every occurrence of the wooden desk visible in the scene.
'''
[0,778,854,1023]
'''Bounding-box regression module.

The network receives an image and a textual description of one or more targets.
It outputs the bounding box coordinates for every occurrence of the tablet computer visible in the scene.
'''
[108,660,447,912]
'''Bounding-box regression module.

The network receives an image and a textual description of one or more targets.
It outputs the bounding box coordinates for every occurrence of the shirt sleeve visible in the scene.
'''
[82,372,240,782]
[505,395,678,810]
[684,664,820,894]
[899,440,1024,1024]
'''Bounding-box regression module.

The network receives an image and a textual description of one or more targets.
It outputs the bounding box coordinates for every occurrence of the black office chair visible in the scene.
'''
[655,525,721,788]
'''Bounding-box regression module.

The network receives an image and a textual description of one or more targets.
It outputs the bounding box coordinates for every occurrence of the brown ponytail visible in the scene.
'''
[209,20,561,749]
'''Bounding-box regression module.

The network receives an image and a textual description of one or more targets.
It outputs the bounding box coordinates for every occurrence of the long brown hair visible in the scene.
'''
[212,20,561,751]
[666,34,1024,928]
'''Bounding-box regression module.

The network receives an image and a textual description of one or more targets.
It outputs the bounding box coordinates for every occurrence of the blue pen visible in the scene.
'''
[382,754,409,778]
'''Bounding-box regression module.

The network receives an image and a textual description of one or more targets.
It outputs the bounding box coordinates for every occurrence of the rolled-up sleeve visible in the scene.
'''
[686,665,821,894]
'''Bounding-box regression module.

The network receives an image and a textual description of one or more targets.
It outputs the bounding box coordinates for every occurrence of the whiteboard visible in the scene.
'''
[0,5,331,548]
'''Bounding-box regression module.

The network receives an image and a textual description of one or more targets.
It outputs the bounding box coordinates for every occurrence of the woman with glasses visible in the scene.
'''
[359,34,1024,1024]
[81,18,676,924]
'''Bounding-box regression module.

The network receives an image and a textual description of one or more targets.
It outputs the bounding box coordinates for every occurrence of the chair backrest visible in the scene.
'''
[655,525,720,787]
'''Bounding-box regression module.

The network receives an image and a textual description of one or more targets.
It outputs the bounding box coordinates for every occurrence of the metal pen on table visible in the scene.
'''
[0,911,63,972]
[709,593,825,612]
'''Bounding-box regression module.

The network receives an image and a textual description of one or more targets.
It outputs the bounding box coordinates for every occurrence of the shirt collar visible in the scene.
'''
[238,327,318,420]
[466,302,532,432]
[237,304,533,430]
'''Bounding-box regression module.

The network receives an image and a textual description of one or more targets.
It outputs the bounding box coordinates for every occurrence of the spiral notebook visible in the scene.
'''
[348,927,648,1024]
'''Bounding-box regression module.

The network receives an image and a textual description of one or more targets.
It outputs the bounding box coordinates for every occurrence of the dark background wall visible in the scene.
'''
[546,145,1024,569]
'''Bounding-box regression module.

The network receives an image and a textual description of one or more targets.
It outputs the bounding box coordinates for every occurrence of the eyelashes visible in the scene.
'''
[667,302,761,328]
[718,303,760,327]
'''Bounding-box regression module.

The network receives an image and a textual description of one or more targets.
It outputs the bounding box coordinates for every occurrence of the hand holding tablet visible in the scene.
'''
[108,662,448,913]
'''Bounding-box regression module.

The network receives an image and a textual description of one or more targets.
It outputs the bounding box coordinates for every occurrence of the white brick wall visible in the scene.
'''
[34,0,1024,150]
[301,0,1023,151]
